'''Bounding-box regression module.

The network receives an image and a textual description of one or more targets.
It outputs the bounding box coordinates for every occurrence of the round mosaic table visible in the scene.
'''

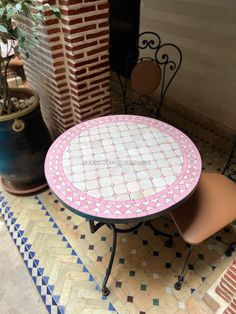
[45,115,202,295]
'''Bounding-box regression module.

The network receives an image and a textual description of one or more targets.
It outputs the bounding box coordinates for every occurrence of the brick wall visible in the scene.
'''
[215,258,236,313]
[19,0,111,138]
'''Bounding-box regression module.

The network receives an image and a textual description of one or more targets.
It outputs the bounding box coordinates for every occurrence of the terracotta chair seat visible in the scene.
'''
[170,173,236,245]
[170,172,236,290]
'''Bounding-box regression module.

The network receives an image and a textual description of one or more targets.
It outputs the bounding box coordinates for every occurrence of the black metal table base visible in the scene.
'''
[89,220,173,296]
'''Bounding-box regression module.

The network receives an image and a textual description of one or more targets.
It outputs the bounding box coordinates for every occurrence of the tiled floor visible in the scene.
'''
[0,218,47,314]
[0,95,235,314]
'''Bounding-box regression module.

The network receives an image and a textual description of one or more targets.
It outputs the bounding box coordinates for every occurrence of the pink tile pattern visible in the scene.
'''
[45,115,202,222]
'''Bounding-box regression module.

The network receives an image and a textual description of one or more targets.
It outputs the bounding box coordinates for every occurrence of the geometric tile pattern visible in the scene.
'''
[39,189,235,314]
[0,192,64,314]
[45,115,202,222]
[0,191,117,314]
[1,152,235,314]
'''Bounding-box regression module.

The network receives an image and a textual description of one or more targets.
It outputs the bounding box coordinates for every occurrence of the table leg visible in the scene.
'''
[102,224,117,296]
[88,220,172,296]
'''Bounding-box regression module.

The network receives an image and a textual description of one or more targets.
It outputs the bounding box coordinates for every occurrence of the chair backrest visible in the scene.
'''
[115,31,182,118]
[222,135,236,182]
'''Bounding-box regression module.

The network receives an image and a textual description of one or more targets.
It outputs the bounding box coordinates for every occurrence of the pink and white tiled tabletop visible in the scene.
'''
[45,115,202,223]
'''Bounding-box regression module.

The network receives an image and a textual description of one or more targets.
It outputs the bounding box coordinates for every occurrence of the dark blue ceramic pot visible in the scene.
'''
[0,88,52,194]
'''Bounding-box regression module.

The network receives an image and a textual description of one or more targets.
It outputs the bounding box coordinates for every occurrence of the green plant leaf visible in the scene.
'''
[52,8,61,18]
[6,8,15,20]
[0,25,8,33]
[12,27,20,39]
[32,12,44,21]
[35,5,44,11]
[0,8,5,18]
[15,3,22,12]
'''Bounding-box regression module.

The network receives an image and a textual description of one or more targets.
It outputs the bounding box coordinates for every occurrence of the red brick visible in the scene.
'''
[86,99,100,106]
[48,36,61,43]
[99,21,109,28]
[68,67,87,76]
[66,52,84,60]
[54,68,66,75]
[221,281,235,299]
[77,83,87,90]
[75,68,109,83]
[51,44,63,51]
[87,45,109,56]
[54,74,67,81]
[77,24,97,33]
[87,30,109,39]
[89,61,109,71]
[226,306,235,314]
[53,60,65,67]
[101,54,109,60]
[226,271,236,285]
[47,28,61,35]
[99,38,109,44]
[63,24,96,35]
[82,110,104,120]
[60,6,96,16]
[59,0,82,4]
[52,52,64,59]
[98,3,109,10]
[230,300,236,311]
[64,36,85,44]
[61,18,83,26]
[45,18,59,26]
[216,286,231,303]
[102,95,110,101]
[57,82,68,89]
[65,41,97,52]
[78,86,97,96]
[101,82,110,88]
[80,96,89,103]
[90,76,109,85]
[70,57,99,68]
[85,13,108,22]
[91,90,106,98]
[93,100,110,110]
[222,278,236,294]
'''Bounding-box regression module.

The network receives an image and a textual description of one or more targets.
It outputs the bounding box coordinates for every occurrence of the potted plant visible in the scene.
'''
[0,1,60,194]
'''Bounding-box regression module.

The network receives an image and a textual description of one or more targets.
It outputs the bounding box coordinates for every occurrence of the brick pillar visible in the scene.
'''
[19,0,111,138]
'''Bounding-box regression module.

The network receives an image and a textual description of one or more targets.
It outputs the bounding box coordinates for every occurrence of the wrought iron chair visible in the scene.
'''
[222,135,236,183]
[170,136,236,290]
[116,31,182,118]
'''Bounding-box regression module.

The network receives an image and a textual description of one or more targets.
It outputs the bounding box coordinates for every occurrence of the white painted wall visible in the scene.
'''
[141,0,236,130]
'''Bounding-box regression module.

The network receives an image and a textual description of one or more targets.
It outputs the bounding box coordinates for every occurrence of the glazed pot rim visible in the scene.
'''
[0,87,39,122]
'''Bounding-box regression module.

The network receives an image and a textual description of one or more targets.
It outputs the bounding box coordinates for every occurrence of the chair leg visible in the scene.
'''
[212,235,236,257]
[212,235,229,245]
[225,241,236,257]
[174,245,193,291]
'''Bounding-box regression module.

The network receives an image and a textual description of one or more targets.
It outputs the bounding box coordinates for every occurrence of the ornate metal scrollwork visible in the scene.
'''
[138,32,183,114]
[115,31,183,118]
[223,136,236,182]
[139,32,161,50]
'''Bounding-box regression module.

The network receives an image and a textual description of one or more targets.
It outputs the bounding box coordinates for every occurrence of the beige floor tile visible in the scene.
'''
[0,223,47,314]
